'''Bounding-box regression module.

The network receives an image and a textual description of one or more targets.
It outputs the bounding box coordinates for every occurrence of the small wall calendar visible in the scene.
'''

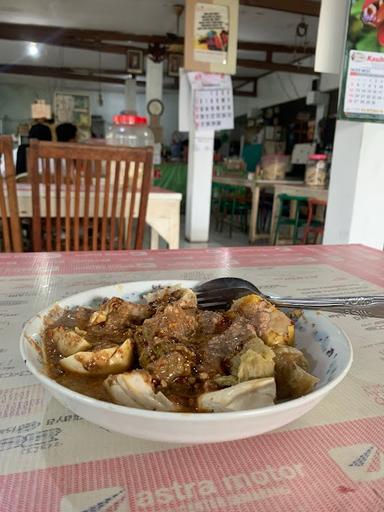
[339,0,384,123]
[344,51,384,117]
[188,72,234,130]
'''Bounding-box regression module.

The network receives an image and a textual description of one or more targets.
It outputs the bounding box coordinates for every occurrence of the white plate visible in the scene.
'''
[20,280,353,444]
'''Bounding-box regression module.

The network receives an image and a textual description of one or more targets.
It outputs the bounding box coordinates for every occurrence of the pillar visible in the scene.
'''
[323,121,384,250]
[185,127,214,242]
[124,78,137,113]
[145,57,163,104]
[315,0,349,74]
[316,0,384,250]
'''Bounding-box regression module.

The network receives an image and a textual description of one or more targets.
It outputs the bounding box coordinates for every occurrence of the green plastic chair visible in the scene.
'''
[273,193,308,245]
[227,188,250,237]
[212,184,251,236]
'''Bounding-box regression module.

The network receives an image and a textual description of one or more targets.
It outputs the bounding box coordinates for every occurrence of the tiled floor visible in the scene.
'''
[179,215,270,249]
[151,214,321,250]
[146,215,300,250]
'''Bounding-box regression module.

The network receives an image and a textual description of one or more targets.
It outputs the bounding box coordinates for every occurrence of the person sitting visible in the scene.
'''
[55,123,77,142]
[170,131,182,160]
[29,123,52,142]
[16,122,52,174]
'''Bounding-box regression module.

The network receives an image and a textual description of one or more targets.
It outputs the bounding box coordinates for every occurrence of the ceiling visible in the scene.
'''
[0,0,320,90]
[0,0,319,44]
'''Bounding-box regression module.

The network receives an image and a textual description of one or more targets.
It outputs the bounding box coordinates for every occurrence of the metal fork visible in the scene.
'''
[194,277,384,318]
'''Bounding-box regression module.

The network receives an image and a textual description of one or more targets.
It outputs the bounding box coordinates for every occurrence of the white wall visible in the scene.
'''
[233,57,340,115]
[230,70,339,118]
[0,75,180,145]
[0,66,341,143]
[255,72,315,109]
[233,96,254,117]
[319,73,340,93]
[324,121,384,250]
[0,74,248,145]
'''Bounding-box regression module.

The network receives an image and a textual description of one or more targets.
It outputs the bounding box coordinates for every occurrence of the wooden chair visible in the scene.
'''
[28,140,153,252]
[0,136,22,252]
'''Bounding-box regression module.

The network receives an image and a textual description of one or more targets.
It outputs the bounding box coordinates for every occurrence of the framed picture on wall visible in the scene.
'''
[184,0,239,75]
[168,53,183,77]
[126,49,144,74]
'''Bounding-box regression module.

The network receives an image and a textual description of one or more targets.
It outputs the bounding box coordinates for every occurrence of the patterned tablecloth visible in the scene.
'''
[0,245,383,512]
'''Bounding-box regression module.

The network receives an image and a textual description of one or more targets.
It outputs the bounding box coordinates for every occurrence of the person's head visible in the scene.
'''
[28,123,52,141]
[214,138,222,152]
[56,123,78,142]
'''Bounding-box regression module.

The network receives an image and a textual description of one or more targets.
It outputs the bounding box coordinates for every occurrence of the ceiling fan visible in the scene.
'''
[148,4,184,62]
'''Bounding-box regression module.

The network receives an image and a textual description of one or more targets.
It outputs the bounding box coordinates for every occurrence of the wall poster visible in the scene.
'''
[184,0,239,75]
[339,0,384,122]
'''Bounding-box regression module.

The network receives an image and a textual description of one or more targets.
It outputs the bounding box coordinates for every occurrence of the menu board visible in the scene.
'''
[339,0,384,122]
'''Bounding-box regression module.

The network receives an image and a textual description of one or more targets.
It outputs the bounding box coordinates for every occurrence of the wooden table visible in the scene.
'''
[15,184,182,250]
[212,176,304,243]
[0,245,383,511]
[270,184,329,244]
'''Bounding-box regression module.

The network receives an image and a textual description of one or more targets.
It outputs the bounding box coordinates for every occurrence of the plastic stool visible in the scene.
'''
[273,193,308,245]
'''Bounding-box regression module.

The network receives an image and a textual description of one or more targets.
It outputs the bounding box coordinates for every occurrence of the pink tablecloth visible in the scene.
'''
[0,244,383,512]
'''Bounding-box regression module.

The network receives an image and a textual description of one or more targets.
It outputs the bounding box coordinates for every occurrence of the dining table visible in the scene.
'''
[0,244,383,511]
[14,183,182,250]
[211,176,305,243]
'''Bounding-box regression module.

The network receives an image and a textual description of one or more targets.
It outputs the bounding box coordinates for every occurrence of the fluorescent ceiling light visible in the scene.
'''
[28,42,39,57]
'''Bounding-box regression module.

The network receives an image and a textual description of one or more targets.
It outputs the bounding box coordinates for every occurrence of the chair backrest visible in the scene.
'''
[306,198,327,225]
[0,136,23,252]
[28,140,153,252]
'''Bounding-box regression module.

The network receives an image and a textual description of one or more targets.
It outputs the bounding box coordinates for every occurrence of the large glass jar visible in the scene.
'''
[106,115,155,185]
[106,115,154,147]
[305,154,328,187]
[261,154,290,180]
